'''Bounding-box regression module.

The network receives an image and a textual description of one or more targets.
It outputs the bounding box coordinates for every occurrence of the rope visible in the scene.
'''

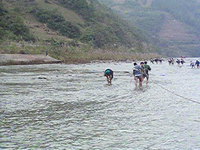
[152,82,200,105]
[85,70,200,105]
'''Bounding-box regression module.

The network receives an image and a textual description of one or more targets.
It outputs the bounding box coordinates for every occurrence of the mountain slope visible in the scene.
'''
[0,0,155,58]
[99,0,200,56]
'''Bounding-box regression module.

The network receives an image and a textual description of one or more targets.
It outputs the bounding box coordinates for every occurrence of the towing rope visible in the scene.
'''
[152,82,200,105]
[87,70,200,105]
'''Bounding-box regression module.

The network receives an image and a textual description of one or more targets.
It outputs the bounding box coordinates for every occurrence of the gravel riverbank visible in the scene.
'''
[0,54,62,65]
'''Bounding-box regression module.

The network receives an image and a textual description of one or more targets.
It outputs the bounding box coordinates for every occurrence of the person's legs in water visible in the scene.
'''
[107,74,113,84]
[144,73,149,85]
[141,73,147,85]
[134,75,143,88]
[106,75,110,84]
[134,76,139,87]
[138,76,144,88]
[142,69,149,85]
[105,74,112,85]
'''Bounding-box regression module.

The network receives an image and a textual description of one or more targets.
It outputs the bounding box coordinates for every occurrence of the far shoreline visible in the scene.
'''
[0,53,161,66]
[0,54,62,66]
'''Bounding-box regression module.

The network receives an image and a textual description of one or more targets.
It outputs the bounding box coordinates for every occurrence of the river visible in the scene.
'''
[0,58,200,149]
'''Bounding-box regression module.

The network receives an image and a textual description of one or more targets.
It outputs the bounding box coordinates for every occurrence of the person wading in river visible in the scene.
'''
[190,61,195,68]
[176,59,181,66]
[180,59,185,66]
[143,61,151,84]
[104,69,113,85]
[195,60,200,68]
[133,62,144,88]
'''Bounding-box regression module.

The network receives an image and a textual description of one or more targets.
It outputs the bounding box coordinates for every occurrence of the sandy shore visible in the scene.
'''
[0,54,62,65]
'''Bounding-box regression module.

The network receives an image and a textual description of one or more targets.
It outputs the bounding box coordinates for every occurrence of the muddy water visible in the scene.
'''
[0,59,200,149]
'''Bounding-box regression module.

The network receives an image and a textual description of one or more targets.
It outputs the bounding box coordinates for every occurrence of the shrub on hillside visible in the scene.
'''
[0,3,34,42]
[32,8,81,39]
[59,0,95,21]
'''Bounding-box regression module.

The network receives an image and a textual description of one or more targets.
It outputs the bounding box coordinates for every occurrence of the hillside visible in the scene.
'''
[0,0,156,63]
[99,0,200,56]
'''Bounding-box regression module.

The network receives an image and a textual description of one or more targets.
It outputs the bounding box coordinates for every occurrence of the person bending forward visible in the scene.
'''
[104,69,113,85]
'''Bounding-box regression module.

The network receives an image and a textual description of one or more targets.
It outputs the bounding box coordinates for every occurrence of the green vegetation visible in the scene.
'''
[32,8,81,39]
[58,0,149,48]
[99,0,200,56]
[0,2,34,42]
[59,0,95,21]
[0,0,156,63]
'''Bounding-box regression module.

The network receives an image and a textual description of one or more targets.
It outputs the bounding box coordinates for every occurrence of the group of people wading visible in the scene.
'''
[104,57,200,88]
[168,58,200,68]
[133,61,151,88]
[168,58,185,66]
[190,60,200,68]
[104,61,151,88]
[150,58,163,64]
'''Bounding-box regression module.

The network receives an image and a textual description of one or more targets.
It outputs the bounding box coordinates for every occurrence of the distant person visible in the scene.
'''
[171,58,175,65]
[195,60,200,68]
[133,62,144,88]
[190,61,195,68]
[180,59,185,65]
[104,69,113,85]
[143,61,151,84]
[155,58,159,64]
[176,59,181,66]
[168,59,172,65]
[150,59,154,64]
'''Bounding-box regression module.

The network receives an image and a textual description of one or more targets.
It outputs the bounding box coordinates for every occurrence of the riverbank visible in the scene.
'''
[0,51,160,66]
[53,50,161,64]
[0,54,62,66]
[0,41,160,65]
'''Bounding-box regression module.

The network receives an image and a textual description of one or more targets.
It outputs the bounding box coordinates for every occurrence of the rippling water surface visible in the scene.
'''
[1,58,200,149]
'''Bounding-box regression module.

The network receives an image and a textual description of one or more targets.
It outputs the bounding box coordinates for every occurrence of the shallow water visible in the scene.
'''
[0,58,200,149]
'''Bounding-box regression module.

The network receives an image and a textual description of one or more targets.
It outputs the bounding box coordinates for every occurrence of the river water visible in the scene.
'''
[0,58,200,149]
